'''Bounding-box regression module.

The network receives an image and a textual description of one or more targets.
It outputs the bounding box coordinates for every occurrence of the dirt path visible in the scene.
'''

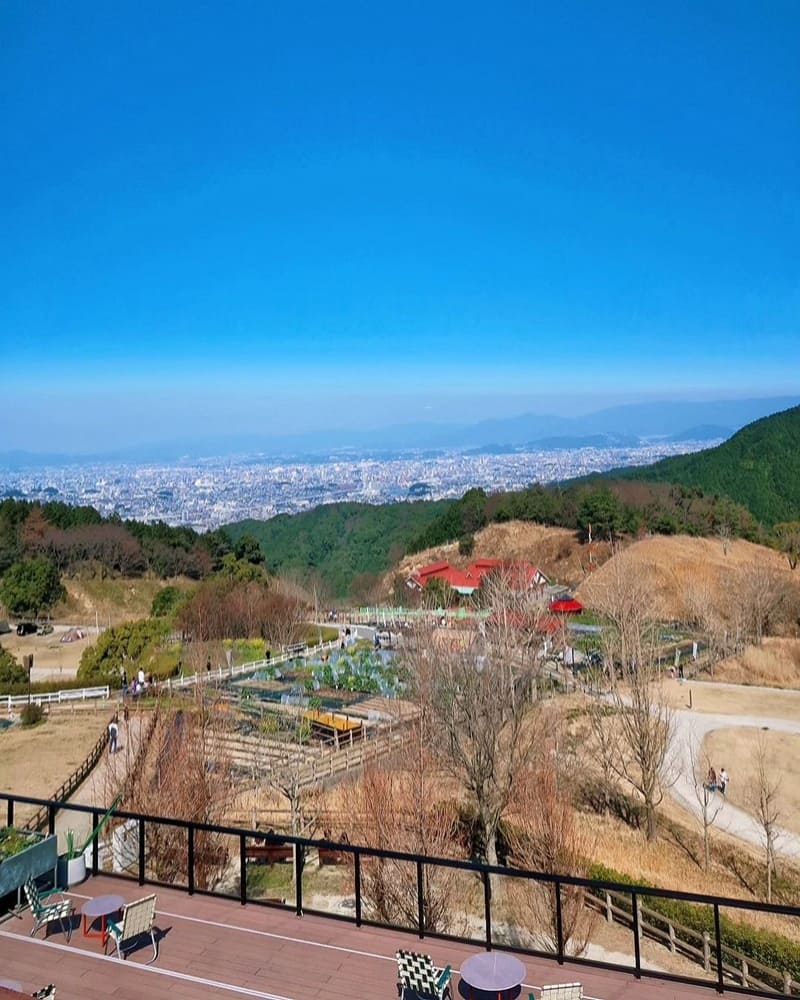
[54,711,150,851]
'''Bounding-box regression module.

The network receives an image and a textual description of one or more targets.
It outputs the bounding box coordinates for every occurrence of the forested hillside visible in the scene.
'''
[618,405,800,526]
[225,500,451,598]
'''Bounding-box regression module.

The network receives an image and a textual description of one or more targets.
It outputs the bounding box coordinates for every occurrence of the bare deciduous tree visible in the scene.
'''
[410,581,546,867]
[687,734,723,871]
[749,735,781,903]
[505,752,597,956]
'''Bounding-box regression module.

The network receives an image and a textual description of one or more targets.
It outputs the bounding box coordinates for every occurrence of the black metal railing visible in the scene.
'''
[3,791,799,999]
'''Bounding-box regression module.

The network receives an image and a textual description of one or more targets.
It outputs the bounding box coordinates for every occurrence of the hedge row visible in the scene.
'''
[589,863,800,987]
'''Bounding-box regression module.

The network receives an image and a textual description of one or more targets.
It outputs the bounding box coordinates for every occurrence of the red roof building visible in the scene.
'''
[408,559,549,597]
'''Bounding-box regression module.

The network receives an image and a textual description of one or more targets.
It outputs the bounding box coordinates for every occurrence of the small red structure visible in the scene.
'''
[549,598,583,614]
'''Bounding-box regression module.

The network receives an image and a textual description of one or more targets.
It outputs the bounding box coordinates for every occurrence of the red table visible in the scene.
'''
[81,893,125,946]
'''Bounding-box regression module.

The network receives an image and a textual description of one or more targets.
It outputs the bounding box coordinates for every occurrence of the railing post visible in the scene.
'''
[48,804,55,836]
[6,798,13,828]
[92,810,99,875]
[138,817,145,886]
[416,860,425,939]
[713,902,724,994]
[187,826,195,895]
[555,880,565,965]
[239,834,247,906]
[482,869,492,950]
[631,892,641,978]
[354,850,362,927]
[294,845,304,916]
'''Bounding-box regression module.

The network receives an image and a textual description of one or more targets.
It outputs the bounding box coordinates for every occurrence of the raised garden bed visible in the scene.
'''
[0,828,58,900]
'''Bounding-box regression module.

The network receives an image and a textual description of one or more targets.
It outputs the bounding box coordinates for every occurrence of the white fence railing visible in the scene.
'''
[3,685,111,711]
[158,640,339,692]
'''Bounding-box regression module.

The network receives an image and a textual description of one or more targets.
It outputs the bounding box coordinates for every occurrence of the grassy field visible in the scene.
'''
[657,677,800,720]
[711,638,800,689]
[54,574,196,627]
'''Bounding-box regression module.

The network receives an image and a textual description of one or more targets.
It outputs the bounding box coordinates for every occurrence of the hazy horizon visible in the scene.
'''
[2,3,798,453]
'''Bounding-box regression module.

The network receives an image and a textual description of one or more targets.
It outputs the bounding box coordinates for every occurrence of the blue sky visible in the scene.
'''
[1,2,798,450]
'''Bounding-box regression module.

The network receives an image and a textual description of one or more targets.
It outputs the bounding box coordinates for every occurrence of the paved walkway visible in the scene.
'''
[670,703,800,859]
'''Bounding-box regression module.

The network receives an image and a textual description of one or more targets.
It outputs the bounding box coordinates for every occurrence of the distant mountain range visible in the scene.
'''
[0,396,796,468]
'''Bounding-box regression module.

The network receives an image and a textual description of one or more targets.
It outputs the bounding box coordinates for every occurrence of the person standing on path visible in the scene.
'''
[108,717,119,754]
[719,767,729,796]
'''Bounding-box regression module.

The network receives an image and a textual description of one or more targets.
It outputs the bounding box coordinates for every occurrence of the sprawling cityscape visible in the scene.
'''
[0,438,717,529]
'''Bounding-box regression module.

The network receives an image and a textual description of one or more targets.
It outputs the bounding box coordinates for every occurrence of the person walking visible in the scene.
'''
[719,767,729,796]
[108,717,119,754]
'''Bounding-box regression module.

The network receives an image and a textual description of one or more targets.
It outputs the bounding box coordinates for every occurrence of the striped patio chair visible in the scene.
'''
[396,949,452,1000]
[23,878,73,942]
[104,894,158,964]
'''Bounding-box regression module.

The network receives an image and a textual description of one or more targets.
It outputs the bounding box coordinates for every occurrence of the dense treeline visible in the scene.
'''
[407,481,758,554]
[0,499,233,579]
[224,500,451,598]
[617,404,800,527]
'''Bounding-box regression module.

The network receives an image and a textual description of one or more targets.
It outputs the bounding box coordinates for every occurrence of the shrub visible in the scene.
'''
[20,703,44,726]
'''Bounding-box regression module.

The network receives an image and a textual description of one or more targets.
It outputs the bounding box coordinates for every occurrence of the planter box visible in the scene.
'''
[0,831,58,900]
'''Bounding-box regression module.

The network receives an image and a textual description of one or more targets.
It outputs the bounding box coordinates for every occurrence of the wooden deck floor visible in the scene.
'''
[0,874,717,1000]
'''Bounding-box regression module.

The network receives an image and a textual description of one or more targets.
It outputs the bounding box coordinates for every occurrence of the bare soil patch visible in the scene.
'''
[703,727,800,836]
[0,711,109,823]
[1,625,97,681]
[656,679,800,721]
[711,638,800,689]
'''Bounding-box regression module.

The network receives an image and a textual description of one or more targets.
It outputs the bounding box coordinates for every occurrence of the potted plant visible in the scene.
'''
[57,830,87,887]
[57,795,122,888]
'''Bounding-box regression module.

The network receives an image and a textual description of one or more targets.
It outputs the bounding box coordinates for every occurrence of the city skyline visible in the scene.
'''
[2,3,798,452]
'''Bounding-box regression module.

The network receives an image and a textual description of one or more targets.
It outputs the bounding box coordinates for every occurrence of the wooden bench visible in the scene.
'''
[244,844,293,865]
[318,846,348,866]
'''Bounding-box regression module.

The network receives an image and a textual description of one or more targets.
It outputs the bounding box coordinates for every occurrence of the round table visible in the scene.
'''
[81,894,125,945]
[458,953,526,1000]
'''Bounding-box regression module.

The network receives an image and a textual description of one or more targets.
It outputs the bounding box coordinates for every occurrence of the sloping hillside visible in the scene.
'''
[578,535,799,623]
[390,521,606,592]
[620,405,800,526]
[226,500,452,598]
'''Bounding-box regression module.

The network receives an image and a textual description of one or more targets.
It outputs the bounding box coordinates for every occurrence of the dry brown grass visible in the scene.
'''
[712,638,800,688]
[703,727,800,836]
[578,535,799,623]
[0,711,109,824]
[54,574,195,627]
[656,678,800,719]
[391,520,605,592]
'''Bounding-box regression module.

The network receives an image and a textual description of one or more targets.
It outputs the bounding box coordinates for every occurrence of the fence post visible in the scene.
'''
[239,834,247,906]
[741,958,748,989]
[703,931,711,972]
[138,817,145,886]
[187,826,195,895]
[354,850,362,927]
[91,810,99,875]
[631,892,641,979]
[668,922,676,953]
[416,861,425,939]
[482,870,492,950]
[784,970,792,995]
[605,891,613,923]
[294,846,304,917]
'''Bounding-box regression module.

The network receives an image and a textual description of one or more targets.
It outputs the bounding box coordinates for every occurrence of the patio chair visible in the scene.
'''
[23,878,73,942]
[104,894,158,964]
[396,949,452,1000]
[32,987,57,999]
[535,984,584,1000]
